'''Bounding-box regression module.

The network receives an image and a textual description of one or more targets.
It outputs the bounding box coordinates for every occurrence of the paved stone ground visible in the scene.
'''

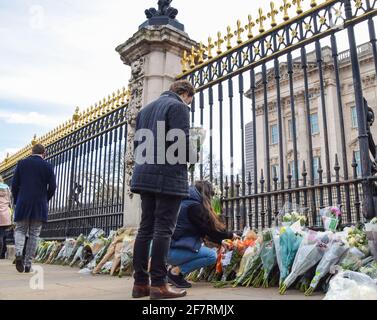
[0,260,324,300]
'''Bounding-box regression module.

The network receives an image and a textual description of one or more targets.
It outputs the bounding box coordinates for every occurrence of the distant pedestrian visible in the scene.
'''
[11,144,56,273]
[0,175,12,259]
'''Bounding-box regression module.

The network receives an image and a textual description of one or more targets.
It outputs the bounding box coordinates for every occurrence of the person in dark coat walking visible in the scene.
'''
[167,181,238,288]
[131,80,197,300]
[11,144,56,273]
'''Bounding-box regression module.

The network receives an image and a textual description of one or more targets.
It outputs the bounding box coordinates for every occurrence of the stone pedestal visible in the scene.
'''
[116,25,196,228]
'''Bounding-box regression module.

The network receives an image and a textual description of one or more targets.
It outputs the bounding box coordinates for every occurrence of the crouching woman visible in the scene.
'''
[167,181,238,288]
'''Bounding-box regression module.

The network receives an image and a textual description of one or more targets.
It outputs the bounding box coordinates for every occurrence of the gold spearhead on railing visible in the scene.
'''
[267,2,279,27]
[256,8,267,33]
[73,106,80,122]
[197,42,206,64]
[310,0,317,7]
[189,46,198,68]
[234,20,245,44]
[181,50,189,72]
[245,15,255,39]
[224,26,234,50]
[292,0,303,14]
[280,0,291,21]
[207,37,215,59]
[31,134,37,146]
[215,31,224,55]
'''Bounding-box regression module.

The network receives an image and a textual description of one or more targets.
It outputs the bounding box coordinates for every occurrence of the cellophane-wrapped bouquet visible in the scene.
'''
[320,206,342,232]
[365,217,377,261]
[280,231,331,294]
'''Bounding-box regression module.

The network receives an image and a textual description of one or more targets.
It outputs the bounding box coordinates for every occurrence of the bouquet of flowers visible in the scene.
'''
[259,229,277,288]
[365,217,377,261]
[280,231,330,294]
[279,227,303,286]
[63,234,86,265]
[278,203,307,227]
[213,237,255,288]
[359,260,377,279]
[320,206,342,232]
[305,238,348,295]
[211,185,222,216]
[188,127,207,172]
[345,226,369,257]
[232,243,262,287]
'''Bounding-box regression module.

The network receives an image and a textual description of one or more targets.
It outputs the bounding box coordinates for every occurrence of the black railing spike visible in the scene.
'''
[260,169,264,181]
[302,160,307,175]
[334,153,340,170]
[236,174,240,185]
[287,163,292,179]
[318,157,323,172]
[352,151,357,167]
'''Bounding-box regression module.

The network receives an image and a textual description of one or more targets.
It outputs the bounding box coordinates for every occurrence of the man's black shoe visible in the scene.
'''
[167,269,192,288]
[24,266,31,273]
[15,255,24,273]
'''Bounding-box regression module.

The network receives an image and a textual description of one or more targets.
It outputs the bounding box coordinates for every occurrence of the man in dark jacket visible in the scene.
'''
[11,143,56,273]
[131,80,196,300]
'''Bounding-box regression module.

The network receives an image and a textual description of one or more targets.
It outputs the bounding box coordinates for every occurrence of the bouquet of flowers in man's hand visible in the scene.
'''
[365,217,377,261]
[280,231,330,294]
[188,127,207,170]
[320,206,342,232]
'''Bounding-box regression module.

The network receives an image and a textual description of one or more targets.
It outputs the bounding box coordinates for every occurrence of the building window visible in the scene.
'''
[271,165,279,181]
[310,113,319,135]
[351,106,358,128]
[290,161,300,180]
[313,157,320,180]
[354,150,361,177]
[288,119,297,140]
[271,124,278,145]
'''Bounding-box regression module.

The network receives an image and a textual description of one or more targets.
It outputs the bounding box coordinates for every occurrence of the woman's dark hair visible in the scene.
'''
[195,180,225,232]
[170,80,195,97]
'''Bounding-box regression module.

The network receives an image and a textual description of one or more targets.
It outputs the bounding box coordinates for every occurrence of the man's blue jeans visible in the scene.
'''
[167,245,217,275]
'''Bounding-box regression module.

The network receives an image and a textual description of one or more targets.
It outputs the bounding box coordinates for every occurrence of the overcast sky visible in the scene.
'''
[0,0,283,162]
[0,0,372,165]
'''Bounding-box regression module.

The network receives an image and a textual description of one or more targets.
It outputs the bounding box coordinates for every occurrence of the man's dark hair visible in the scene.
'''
[32,144,46,155]
[169,80,195,97]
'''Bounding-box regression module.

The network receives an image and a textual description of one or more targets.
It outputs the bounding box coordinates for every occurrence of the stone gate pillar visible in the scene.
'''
[115,2,197,228]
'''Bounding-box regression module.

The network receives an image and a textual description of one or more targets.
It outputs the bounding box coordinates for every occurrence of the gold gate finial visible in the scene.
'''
[181,50,189,72]
[189,46,198,68]
[280,0,291,21]
[31,134,37,146]
[215,31,224,55]
[234,20,245,44]
[256,8,267,33]
[197,42,206,64]
[73,106,80,122]
[292,0,303,14]
[310,0,317,7]
[207,37,215,59]
[267,2,279,27]
[224,26,234,50]
[245,15,255,39]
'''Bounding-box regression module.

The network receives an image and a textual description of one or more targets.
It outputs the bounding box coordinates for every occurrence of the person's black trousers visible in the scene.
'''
[0,227,7,259]
[133,192,183,287]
